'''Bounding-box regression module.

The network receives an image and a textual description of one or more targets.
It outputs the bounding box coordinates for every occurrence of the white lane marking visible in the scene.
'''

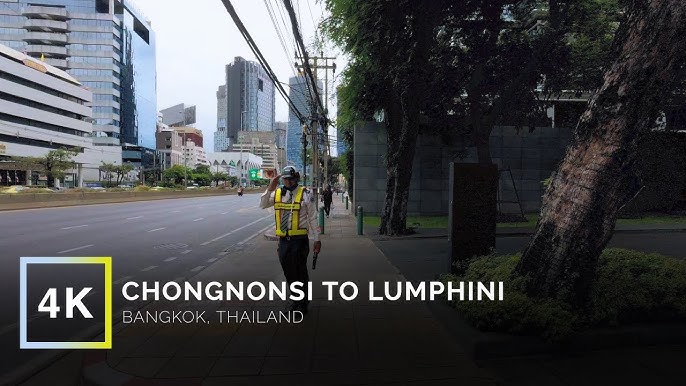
[141,265,157,272]
[221,211,230,215]
[164,256,177,262]
[126,216,143,220]
[207,258,218,263]
[147,227,166,233]
[200,216,271,246]
[113,275,133,285]
[57,244,94,254]
[171,210,180,213]
[238,224,274,246]
[190,265,205,272]
[180,250,192,255]
[192,218,204,222]
[61,224,88,230]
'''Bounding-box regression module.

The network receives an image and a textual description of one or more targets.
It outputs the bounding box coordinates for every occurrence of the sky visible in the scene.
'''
[135,0,344,153]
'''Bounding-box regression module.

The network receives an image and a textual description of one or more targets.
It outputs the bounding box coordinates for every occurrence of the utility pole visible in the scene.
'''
[295,52,336,203]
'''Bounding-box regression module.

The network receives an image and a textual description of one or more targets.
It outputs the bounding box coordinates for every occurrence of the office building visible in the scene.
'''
[286,75,321,173]
[160,103,196,128]
[182,138,208,167]
[232,130,279,171]
[155,122,182,169]
[0,0,157,149]
[0,43,120,186]
[274,121,287,148]
[222,56,275,146]
[174,126,203,148]
[214,85,229,151]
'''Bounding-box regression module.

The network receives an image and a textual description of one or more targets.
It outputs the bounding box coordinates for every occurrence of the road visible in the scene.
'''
[0,192,273,380]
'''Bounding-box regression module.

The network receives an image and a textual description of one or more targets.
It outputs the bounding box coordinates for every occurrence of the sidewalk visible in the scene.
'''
[39,203,495,385]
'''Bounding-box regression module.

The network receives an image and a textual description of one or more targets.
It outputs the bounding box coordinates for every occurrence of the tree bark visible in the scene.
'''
[516,0,686,304]
[379,95,403,235]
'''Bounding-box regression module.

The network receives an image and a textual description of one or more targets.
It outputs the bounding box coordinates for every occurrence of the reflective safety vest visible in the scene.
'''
[274,186,308,236]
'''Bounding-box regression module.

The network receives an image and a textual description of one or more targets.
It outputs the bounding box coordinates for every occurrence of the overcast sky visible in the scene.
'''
[135,0,343,152]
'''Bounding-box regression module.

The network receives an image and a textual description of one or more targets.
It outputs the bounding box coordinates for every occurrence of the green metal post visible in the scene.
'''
[357,206,363,235]
[318,207,325,235]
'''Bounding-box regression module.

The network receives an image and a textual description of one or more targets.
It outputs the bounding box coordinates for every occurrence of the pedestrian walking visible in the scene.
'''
[259,166,321,313]
[322,185,333,217]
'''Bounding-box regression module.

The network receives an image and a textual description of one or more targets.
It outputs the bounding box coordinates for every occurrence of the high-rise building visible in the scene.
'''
[223,56,275,145]
[160,103,196,128]
[214,85,229,151]
[0,0,157,149]
[286,75,321,173]
[0,43,121,186]
[274,121,287,149]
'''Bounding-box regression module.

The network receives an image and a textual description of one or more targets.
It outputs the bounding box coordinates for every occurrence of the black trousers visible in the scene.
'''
[324,201,331,216]
[278,236,310,306]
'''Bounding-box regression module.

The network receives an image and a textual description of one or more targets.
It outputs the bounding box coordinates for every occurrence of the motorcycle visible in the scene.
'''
[237,187,244,197]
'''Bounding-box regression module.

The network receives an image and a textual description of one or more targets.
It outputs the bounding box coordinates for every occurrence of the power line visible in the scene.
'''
[220,0,306,124]
[282,0,326,119]
[263,0,298,78]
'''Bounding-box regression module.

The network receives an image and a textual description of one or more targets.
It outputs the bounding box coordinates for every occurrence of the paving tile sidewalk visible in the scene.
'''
[71,203,496,385]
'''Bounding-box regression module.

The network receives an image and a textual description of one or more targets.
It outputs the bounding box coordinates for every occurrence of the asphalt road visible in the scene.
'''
[0,192,274,380]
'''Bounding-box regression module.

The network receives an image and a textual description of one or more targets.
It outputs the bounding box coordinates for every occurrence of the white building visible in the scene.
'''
[0,43,120,186]
[183,139,209,167]
[206,152,263,185]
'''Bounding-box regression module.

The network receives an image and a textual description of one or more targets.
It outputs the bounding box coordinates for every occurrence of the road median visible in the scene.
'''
[0,189,262,211]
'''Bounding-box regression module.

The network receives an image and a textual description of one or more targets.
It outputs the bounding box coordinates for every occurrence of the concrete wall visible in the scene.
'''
[354,122,572,216]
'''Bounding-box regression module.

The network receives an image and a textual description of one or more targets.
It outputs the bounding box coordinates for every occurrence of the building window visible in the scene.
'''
[258,79,263,92]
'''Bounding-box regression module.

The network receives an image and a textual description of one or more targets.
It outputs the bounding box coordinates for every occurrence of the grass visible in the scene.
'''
[363,214,686,229]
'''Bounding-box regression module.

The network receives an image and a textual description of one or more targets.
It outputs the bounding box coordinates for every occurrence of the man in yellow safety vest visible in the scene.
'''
[259,166,321,313]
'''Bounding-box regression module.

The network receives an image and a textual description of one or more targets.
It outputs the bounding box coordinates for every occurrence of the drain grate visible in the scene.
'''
[153,243,189,250]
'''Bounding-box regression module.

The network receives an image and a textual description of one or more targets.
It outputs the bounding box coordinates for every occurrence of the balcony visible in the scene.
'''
[24,19,68,32]
[25,44,67,58]
[23,31,67,45]
[22,6,69,21]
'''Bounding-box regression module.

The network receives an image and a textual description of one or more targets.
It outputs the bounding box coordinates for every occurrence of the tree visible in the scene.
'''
[327,156,341,185]
[324,0,442,235]
[114,164,134,185]
[162,165,189,186]
[212,171,230,186]
[13,148,79,188]
[99,162,116,186]
[192,164,212,186]
[516,0,686,304]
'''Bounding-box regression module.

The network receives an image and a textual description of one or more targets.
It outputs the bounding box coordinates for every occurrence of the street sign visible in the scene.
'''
[249,168,260,181]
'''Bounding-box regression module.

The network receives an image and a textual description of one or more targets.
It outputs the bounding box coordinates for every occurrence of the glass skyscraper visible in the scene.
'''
[220,56,275,147]
[286,75,321,173]
[0,0,157,149]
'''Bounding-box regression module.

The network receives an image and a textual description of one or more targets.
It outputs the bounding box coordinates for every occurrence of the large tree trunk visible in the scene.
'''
[516,0,686,304]
[379,95,403,235]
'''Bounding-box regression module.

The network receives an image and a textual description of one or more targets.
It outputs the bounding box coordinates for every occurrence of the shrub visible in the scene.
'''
[445,249,686,341]
[134,185,151,192]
